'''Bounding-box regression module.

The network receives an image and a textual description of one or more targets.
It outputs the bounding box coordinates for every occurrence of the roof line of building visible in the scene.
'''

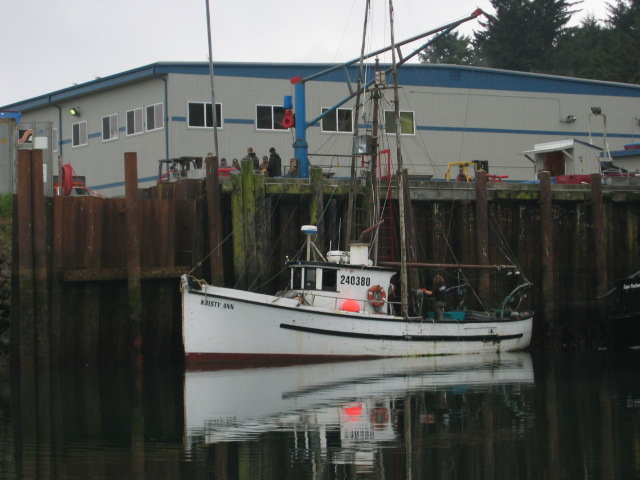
[4,61,640,112]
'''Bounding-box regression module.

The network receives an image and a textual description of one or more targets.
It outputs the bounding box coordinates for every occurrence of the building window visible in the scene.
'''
[384,110,415,135]
[102,114,119,141]
[256,105,287,130]
[52,127,58,153]
[146,103,164,132]
[72,121,88,147]
[188,102,221,128]
[126,108,143,136]
[321,108,353,133]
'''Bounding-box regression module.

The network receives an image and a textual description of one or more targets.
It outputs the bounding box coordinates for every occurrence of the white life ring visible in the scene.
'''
[367,285,386,308]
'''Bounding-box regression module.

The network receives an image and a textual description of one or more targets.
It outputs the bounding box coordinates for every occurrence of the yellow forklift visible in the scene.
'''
[445,160,507,182]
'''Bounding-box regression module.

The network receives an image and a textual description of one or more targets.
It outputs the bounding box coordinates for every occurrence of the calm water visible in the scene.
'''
[1,350,639,479]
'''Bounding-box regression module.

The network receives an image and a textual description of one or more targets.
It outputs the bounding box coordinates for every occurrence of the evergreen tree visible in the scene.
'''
[419,31,477,65]
[605,0,640,83]
[473,0,579,72]
[554,16,610,80]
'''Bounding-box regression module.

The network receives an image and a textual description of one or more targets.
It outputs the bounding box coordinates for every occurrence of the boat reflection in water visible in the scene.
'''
[184,353,533,471]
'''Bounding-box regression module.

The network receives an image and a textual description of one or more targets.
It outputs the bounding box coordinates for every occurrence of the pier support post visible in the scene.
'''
[539,171,556,344]
[254,171,267,289]
[590,174,608,332]
[240,159,258,288]
[15,149,35,372]
[30,150,49,356]
[475,170,490,303]
[230,169,246,289]
[124,152,142,365]
[310,167,324,247]
[402,171,420,292]
[205,155,224,286]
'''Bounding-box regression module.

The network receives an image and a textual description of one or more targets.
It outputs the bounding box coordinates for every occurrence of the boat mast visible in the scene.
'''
[205,0,219,159]
[346,0,372,246]
[370,59,381,265]
[388,0,409,318]
[289,10,483,180]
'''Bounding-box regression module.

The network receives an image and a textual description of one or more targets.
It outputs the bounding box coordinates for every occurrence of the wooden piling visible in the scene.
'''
[50,194,63,365]
[590,174,607,297]
[254,171,267,289]
[538,171,556,344]
[30,149,50,369]
[205,155,224,286]
[310,167,324,244]
[16,149,35,372]
[590,174,608,331]
[231,167,246,288]
[475,170,490,302]
[124,152,143,364]
[402,171,420,291]
[240,159,258,288]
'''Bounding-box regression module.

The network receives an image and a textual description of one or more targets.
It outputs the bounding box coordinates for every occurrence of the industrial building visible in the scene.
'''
[2,61,640,196]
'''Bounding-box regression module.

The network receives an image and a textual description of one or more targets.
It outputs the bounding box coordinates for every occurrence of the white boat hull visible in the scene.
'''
[181,275,533,365]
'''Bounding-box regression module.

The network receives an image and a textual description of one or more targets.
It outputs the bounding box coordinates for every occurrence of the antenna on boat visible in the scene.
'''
[301,225,320,261]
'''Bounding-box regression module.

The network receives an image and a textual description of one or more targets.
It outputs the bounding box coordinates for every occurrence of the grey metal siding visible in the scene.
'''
[7,63,640,195]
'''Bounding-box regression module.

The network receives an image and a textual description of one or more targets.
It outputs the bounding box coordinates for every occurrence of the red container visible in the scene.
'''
[554,174,591,184]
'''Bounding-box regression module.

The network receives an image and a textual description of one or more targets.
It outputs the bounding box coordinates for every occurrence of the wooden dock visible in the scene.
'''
[12,150,640,369]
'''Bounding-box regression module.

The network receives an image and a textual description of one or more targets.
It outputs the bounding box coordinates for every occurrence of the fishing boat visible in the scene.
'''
[180,5,533,366]
[181,226,532,364]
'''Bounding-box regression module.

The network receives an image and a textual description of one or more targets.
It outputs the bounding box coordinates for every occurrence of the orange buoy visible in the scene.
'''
[342,299,360,312]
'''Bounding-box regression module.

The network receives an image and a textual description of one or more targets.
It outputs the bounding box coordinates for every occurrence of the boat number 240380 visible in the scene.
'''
[340,275,371,287]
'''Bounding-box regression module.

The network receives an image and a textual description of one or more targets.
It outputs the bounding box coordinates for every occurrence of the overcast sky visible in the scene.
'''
[2,0,610,107]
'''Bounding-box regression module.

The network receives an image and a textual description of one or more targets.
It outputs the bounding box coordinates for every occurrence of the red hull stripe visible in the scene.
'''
[185,352,385,371]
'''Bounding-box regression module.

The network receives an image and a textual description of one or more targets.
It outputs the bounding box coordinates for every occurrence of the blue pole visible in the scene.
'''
[291,78,309,178]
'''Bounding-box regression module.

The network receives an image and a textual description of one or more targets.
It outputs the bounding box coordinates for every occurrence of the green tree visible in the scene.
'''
[473,0,579,72]
[419,31,477,65]
[604,0,640,83]
[554,15,610,80]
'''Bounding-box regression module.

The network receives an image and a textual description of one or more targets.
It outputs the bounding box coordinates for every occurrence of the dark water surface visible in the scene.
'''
[1,350,639,479]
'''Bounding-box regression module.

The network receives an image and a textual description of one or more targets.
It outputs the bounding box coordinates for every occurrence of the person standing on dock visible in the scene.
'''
[267,147,282,177]
[245,147,260,170]
[261,156,270,175]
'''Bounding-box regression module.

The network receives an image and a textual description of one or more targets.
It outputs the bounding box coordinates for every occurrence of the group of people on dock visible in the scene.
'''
[219,147,299,177]
[218,147,287,177]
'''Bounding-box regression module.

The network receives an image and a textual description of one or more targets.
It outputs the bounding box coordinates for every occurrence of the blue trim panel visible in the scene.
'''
[225,118,254,125]
[418,125,634,138]
[89,174,157,191]
[171,116,186,122]
[607,149,640,158]
[0,111,21,121]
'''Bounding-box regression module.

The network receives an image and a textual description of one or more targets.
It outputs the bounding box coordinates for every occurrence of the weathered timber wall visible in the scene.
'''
[12,153,640,369]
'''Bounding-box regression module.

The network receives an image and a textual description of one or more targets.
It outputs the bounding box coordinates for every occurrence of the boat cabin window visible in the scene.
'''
[291,268,302,290]
[321,269,337,291]
[290,266,337,291]
[304,268,316,289]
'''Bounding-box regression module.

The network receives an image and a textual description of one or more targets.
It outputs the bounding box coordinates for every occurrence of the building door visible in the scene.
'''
[543,151,565,177]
